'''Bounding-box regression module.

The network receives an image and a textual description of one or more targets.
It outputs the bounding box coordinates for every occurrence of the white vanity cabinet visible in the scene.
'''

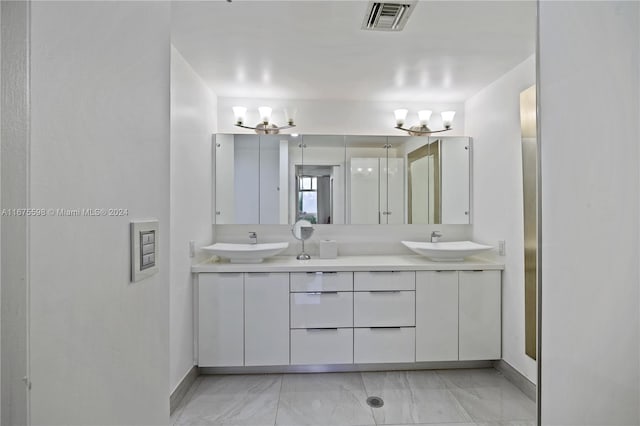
[198,272,289,367]
[353,271,416,363]
[290,271,354,365]
[244,272,290,366]
[458,270,501,360]
[198,273,244,366]
[416,271,459,361]
[195,259,502,369]
[416,270,501,362]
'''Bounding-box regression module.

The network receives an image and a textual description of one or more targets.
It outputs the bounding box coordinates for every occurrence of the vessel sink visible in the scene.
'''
[201,242,289,263]
[402,240,493,261]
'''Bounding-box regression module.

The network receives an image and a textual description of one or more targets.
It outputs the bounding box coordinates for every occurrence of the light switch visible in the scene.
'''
[142,232,155,244]
[142,242,155,255]
[131,219,159,282]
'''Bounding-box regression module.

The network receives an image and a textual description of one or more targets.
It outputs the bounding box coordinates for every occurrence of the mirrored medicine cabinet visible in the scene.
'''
[213,134,471,226]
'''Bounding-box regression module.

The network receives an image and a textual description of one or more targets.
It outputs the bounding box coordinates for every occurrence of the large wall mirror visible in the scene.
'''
[214,134,470,225]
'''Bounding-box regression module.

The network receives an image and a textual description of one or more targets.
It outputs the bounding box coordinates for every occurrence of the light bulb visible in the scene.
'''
[232,106,247,125]
[441,111,456,129]
[394,109,408,126]
[418,110,432,126]
[258,106,272,124]
[285,108,297,126]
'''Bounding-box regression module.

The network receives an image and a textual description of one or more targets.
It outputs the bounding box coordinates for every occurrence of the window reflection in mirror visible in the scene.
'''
[291,135,346,224]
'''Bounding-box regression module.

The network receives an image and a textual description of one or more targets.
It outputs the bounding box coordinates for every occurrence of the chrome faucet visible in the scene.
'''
[249,231,258,244]
[430,231,442,243]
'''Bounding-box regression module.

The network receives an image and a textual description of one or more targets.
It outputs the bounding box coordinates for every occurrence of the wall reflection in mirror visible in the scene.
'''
[214,134,470,225]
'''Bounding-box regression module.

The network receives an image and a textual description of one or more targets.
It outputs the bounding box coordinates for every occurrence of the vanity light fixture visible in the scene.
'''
[393,109,456,136]
[232,106,296,135]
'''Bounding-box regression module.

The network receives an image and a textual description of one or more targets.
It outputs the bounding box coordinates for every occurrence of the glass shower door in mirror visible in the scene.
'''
[438,137,470,224]
[347,136,405,224]
[404,136,471,224]
[258,134,292,225]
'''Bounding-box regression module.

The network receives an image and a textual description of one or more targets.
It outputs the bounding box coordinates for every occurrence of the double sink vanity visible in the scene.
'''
[192,244,503,371]
[196,132,502,371]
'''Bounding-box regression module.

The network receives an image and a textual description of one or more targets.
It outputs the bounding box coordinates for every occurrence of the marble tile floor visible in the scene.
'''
[171,368,536,426]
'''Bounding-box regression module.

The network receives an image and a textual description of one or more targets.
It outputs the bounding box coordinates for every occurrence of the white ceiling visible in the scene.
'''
[171,1,536,103]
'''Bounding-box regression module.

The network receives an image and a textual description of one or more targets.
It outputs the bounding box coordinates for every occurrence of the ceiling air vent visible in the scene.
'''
[362,1,416,31]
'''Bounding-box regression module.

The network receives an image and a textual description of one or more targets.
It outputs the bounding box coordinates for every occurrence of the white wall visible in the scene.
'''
[29,2,170,424]
[218,97,465,136]
[465,55,536,383]
[1,2,29,424]
[539,2,640,424]
[170,47,216,393]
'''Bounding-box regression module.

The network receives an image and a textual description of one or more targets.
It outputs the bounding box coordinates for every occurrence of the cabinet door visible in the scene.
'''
[198,273,244,367]
[416,271,459,361]
[459,270,501,360]
[244,272,290,366]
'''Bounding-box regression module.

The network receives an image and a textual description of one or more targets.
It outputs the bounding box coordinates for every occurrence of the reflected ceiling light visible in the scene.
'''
[233,106,296,135]
[394,109,455,136]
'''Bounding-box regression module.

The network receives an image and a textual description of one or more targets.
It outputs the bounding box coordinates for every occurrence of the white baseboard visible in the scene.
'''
[170,366,199,414]
[493,359,536,401]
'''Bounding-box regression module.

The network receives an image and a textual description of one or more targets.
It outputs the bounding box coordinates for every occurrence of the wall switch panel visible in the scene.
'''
[131,219,159,282]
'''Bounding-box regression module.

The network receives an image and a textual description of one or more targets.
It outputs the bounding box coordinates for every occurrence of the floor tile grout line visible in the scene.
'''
[273,373,285,426]
[359,371,379,426]
[443,386,475,423]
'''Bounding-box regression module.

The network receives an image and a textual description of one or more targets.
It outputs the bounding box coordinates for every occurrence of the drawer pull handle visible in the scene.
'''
[306,328,339,332]
[306,271,338,275]
[369,291,401,294]
[369,327,402,330]
[306,291,339,295]
[369,271,398,274]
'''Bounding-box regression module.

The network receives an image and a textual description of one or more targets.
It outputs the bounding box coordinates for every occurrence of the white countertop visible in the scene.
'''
[191,254,504,273]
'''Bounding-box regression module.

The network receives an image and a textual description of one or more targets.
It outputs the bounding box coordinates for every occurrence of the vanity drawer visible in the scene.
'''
[290,292,353,328]
[354,271,415,291]
[354,327,415,363]
[291,328,353,365]
[353,291,415,327]
[290,271,353,292]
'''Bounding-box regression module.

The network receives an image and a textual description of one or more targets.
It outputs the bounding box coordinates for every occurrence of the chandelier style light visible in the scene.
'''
[394,109,455,136]
[232,106,296,135]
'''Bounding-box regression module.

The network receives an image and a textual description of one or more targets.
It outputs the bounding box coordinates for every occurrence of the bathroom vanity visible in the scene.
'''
[192,255,503,370]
